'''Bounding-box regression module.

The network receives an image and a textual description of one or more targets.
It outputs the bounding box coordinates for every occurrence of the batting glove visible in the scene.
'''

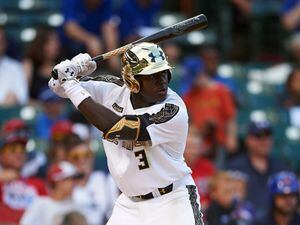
[53,59,80,84]
[71,53,97,77]
[48,78,68,98]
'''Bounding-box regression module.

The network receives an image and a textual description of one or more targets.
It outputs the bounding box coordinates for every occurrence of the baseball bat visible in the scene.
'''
[52,14,208,79]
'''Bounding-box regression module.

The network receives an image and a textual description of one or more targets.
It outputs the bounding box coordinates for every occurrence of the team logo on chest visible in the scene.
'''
[112,103,124,113]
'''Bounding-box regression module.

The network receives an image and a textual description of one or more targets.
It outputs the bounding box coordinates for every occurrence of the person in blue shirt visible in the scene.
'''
[117,0,162,44]
[61,0,119,71]
[227,120,291,220]
[35,89,67,141]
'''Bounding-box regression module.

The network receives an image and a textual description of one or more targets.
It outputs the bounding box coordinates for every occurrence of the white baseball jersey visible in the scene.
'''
[81,75,193,197]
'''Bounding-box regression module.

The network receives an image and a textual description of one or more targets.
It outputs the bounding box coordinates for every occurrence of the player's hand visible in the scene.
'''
[71,53,97,77]
[53,59,80,84]
[48,78,68,98]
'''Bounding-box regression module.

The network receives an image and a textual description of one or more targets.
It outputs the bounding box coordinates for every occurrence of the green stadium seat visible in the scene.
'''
[0,106,22,126]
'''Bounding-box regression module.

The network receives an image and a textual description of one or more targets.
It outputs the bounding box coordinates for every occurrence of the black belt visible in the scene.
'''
[132,184,173,200]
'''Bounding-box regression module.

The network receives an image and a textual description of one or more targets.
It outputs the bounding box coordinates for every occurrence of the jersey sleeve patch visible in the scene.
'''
[80,74,124,87]
[140,103,180,125]
[104,115,141,141]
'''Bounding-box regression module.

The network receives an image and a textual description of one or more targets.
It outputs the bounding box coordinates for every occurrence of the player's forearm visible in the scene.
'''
[78,97,121,133]
[64,21,96,44]
[282,5,300,31]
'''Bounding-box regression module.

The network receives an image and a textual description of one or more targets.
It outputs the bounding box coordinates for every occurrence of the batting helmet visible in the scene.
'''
[121,42,172,93]
[269,171,299,198]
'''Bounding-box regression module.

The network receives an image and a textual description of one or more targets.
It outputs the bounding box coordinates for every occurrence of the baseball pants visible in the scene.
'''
[106,185,204,225]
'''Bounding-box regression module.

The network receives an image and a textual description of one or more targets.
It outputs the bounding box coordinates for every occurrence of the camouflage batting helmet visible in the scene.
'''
[121,42,172,93]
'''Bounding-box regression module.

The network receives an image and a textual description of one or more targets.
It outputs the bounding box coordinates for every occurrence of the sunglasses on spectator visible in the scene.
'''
[252,130,272,138]
[68,150,93,161]
[1,143,26,154]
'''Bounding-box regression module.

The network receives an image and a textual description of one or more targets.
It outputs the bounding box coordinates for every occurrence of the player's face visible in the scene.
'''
[137,70,169,103]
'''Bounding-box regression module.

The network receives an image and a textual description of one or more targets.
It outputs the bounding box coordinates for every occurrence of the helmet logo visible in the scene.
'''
[148,48,165,62]
[125,50,139,67]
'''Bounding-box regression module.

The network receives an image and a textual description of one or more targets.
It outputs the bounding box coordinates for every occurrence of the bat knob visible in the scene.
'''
[51,69,58,80]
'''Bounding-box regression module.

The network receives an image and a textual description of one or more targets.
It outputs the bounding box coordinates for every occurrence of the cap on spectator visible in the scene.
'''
[247,120,272,136]
[47,161,84,184]
[0,118,29,149]
[50,120,73,141]
[38,88,61,103]
[269,171,299,198]
[179,57,204,95]
[182,57,204,78]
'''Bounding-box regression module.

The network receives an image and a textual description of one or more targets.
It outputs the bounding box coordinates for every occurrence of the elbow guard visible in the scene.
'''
[104,115,150,141]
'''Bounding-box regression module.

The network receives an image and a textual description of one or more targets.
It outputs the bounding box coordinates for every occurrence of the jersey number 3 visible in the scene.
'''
[134,150,150,170]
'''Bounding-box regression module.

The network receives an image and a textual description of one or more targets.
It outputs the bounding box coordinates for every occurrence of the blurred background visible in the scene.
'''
[0,0,300,225]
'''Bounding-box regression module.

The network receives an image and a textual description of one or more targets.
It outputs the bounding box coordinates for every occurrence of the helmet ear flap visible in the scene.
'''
[167,70,171,82]
[121,60,140,93]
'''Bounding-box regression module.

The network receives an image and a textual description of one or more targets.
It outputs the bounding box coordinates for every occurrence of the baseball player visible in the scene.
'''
[48,42,204,225]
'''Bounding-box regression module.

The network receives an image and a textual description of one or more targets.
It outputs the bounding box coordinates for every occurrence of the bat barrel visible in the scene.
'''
[133,14,208,44]
[51,14,208,79]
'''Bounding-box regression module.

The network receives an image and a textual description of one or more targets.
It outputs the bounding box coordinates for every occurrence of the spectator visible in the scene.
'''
[229,171,255,225]
[0,27,28,107]
[281,66,300,108]
[0,119,47,224]
[281,0,300,32]
[20,161,84,225]
[179,57,203,96]
[23,28,63,101]
[255,171,300,225]
[47,120,75,165]
[206,171,237,225]
[227,120,291,219]
[61,0,119,71]
[34,89,67,141]
[118,0,162,44]
[182,57,238,154]
[287,33,300,63]
[280,66,300,127]
[230,0,282,61]
[199,44,238,101]
[61,211,88,225]
[65,134,119,225]
[184,124,215,211]
[162,42,183,94]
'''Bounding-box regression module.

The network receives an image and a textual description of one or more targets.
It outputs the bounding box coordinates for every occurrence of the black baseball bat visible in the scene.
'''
[52,14,208,79]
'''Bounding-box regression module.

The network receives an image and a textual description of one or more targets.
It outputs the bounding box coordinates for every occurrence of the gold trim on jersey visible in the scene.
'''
[104,117,141,141]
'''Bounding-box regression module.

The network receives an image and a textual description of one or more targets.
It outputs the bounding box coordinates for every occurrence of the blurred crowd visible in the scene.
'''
[1,0,300,225]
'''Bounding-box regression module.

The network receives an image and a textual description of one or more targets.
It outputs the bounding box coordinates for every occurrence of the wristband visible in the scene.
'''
[62,80,91,108]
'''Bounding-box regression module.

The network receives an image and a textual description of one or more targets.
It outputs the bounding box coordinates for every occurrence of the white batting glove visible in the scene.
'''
[71,53,97,77]
[53,59,80,84]
[48,78,68,98]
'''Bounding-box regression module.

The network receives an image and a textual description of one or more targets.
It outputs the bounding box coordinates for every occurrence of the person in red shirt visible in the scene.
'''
[183,59,237,154]
[184,125,216,211]
[0,119,47,224]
